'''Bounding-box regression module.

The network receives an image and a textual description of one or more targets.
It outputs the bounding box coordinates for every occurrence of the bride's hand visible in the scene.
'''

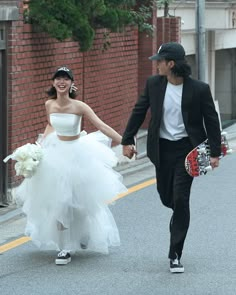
[70,83,78,93]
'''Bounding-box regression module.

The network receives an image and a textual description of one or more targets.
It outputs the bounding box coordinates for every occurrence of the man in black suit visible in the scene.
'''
[122,42,221,273]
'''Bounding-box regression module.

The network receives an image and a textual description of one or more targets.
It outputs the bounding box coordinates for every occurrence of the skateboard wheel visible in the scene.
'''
[205,165,212,172]
[226,149,233,154]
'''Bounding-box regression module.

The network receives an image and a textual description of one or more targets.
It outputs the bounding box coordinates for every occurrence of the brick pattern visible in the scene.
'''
[137,8,158,129]
[82,27,138,135]
[5,1,181,186]
[156,17,181,46]
[139,16,181,129]
[6,2,138,186]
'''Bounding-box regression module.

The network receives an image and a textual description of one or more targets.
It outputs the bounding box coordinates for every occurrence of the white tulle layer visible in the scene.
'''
[15,131,127,253]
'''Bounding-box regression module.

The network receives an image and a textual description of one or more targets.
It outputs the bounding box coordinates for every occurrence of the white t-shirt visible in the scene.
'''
[159,82,188,141]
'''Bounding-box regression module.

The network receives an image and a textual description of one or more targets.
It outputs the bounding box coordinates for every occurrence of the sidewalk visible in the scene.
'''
[1,122,236,225]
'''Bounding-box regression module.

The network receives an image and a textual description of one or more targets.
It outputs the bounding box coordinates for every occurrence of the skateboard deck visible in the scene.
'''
[185,132,232,177]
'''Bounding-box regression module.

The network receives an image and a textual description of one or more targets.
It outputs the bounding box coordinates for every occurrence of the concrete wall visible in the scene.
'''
[215,49,234,120]
[157,1,236,123]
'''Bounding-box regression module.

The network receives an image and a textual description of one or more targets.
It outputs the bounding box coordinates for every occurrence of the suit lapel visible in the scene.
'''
[182,77,193,127]
[154,76,167,125]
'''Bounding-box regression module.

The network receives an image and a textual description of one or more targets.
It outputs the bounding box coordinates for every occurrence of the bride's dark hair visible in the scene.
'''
[46,87,77,99]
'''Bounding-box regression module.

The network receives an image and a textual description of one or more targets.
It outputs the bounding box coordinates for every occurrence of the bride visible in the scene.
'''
[15,66,127,265]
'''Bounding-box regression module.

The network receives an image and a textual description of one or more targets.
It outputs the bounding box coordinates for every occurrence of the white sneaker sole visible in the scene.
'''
[170,267,184,273]
[55,257,71,265]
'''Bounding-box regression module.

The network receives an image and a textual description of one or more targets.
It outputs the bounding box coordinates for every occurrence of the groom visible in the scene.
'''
[121,42,221,273]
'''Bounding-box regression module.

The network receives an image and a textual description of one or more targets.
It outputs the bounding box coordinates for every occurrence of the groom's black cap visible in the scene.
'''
[149,42,186,61]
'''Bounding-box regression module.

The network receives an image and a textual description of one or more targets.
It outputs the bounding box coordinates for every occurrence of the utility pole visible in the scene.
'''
[196,0,206,82]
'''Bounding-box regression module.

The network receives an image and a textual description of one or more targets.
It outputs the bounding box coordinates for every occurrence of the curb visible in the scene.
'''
[0,207,24,225]
[115,156,153,177]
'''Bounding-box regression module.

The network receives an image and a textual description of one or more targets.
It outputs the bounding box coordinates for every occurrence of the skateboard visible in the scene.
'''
[185,131,232,177]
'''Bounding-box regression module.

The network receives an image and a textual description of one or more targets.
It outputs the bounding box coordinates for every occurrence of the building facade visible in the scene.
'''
[0,0,18,204]
[1,1,191,203]
[0,1,162,203]
[158,0,236,124]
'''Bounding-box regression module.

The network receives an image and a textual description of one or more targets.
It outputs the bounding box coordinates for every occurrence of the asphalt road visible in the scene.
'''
[0,150,236,295]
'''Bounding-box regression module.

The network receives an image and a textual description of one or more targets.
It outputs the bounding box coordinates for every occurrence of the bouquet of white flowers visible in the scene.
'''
[3,143,43,178]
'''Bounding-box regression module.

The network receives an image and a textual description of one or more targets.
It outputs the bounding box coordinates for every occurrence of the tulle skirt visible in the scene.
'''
[15,131,127,254]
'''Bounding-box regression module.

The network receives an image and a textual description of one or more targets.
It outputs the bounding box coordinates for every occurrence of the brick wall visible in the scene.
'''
[139,16,181,129]
[156,17,181,45]
[4,1,181,186]
[138,8,158,129]
[137,16,181,99]
[6,1,139,185]
[138,9,158,97]
[82,28,138,134]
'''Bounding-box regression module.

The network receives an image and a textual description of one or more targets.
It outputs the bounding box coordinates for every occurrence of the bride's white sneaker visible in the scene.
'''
[55,250,71,265]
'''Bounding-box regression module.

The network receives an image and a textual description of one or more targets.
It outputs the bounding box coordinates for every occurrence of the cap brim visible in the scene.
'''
[52,70,73,80]
[148,54,163,61]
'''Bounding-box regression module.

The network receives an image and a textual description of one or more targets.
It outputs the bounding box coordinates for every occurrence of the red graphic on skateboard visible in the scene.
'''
[185,132,232,177]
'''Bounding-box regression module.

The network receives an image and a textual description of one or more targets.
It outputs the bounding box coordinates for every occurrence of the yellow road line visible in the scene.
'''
[0,178,156,254]
[111,178,156,202]
[0,237,31,254]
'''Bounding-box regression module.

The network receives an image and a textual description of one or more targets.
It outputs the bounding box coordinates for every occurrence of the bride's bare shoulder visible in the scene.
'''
[45,99,55,112]
[45,99,55,107]
[74,100,89,112]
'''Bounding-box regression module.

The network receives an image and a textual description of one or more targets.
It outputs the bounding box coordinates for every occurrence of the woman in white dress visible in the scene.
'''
[15,66,127,265]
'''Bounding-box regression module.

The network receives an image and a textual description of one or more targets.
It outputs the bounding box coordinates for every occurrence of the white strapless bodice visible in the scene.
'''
[50,113,82,136]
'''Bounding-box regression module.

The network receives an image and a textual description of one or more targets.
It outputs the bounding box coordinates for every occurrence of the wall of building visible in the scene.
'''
[215,49,234,120]
[158,1,236,125]
[1,0,181,190]
[5,1,139,186]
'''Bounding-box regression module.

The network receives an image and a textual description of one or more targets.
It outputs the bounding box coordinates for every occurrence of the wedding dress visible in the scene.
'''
[15,113,127,253]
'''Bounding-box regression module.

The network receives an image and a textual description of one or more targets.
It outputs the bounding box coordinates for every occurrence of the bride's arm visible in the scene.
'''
[81,102,122,144]
[42,124,54,138]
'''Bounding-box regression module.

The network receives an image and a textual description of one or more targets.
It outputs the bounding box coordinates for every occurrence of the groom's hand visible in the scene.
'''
[210,157,219,169]
[123,145,137,159]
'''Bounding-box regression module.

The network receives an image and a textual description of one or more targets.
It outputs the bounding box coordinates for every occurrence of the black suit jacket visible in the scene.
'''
[122,75,222,167]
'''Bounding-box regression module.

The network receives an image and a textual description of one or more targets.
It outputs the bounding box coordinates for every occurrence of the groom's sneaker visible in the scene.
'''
[55,250,71,265]
[170,258,184,273]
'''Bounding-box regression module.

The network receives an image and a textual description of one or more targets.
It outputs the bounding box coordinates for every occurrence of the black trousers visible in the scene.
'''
[156,137,193,260]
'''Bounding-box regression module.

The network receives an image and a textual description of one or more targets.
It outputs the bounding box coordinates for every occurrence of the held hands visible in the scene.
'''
[123,145,137,159]
[210,157,220,169]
